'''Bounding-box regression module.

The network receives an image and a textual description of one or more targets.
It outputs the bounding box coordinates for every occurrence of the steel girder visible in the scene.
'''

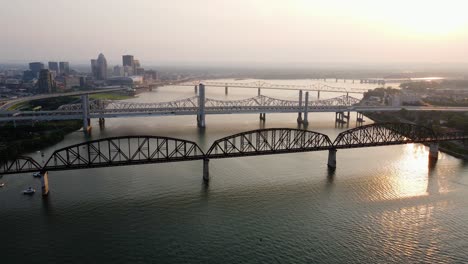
[207,128,333,159]
[332,122,439,148]
[0,156,42,174]
[42,136,205,171]
[56,95,361,112]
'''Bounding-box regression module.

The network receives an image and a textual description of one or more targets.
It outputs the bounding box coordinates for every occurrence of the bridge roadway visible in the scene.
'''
[1,123,467,196]
[177,80,370,94]
[1,91,468,124]
[0,87,127,111]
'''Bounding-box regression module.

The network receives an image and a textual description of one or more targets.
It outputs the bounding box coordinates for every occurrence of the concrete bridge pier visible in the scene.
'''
[317,90,321,100]
[225,86,228,95]
[197,84,206,128]
[203,159,210,181]
[356,112,365,123]
[327,149,337,169]
[297,90,303,123]
[99,118,105,127]
[303,92,309,126]
[429,143,439,160]
[40,171,49,196]
[194,85,198,94]
[258,88,261,96]
[81,94,91,134]
[260,113,266,121]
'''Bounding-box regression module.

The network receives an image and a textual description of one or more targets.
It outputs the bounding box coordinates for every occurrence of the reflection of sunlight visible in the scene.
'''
[392,144,429,198]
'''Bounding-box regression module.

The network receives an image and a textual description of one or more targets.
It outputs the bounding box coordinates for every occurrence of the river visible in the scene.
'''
[1,79,467,263]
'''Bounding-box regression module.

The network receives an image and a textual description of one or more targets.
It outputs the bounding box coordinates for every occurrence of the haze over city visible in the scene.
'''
[2,0,468,67]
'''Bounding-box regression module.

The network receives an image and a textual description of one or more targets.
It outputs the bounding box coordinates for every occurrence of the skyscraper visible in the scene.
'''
[48,62,59,74]
[37,69,56,94]
[113,65,122,77]
[91,59,98,79]
[59,62,70,75]
[122,55,134,67]
[96,53,108,80]
[123,55,135,75]
[29,62,45,78]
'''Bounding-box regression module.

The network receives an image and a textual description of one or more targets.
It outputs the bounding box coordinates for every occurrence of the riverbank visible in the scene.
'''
[1,92,134,162]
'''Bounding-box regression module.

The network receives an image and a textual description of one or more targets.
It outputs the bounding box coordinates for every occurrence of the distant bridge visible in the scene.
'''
[176,80,371,94]
[1,123,466,195]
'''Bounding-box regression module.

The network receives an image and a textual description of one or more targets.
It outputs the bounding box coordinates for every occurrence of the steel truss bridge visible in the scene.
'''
[177,80,371,94]
[2,123,467,193]
[1,87,468,128]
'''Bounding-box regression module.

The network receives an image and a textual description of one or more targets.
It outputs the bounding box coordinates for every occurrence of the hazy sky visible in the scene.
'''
[1,0,468,66]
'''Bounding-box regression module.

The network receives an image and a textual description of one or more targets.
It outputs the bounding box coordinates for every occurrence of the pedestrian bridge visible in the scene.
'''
[1,123,467,196]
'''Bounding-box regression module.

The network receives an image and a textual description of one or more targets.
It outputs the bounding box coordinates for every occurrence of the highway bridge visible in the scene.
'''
[1,123,466,196]
[1,84,468,130]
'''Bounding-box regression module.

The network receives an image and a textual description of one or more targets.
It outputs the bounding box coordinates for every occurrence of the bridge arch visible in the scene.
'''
[207,128,332,159]
[332,122,437,149]
[0,156,42,175]
[43,136,206,171]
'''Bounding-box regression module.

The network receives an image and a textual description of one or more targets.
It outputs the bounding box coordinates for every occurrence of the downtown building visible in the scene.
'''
[29,62,45,78]
[37,69,56,94]
[59,62,70,75]
[48,62,60,75]
[91,53,108,80]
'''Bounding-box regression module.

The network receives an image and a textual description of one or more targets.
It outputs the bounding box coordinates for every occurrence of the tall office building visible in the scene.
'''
[48,62,59,74]
[29,62,45,78]
[59,62,70,75]
[113,65,122,77]
[91,53,107,80]
[37,69,56,93]
[91,59,98,79]
[123,55,134,67]
[123,55,135,75]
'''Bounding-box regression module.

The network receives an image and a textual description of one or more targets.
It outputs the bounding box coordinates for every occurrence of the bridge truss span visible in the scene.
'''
[332,123,439,149]
[43,136,206,171]
[207,128,333,159]
[0,156,42,174]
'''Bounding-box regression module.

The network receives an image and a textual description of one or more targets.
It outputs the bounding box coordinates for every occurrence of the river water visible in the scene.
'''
[1,79,468,263]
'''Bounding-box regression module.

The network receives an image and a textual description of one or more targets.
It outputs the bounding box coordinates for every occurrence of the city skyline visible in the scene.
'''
[1,0,468,67]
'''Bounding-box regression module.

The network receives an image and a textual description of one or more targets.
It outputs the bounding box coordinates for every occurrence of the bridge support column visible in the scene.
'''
[327,149,337,169]
[40,171,49,196]
[317,90,320,100]
[356,112,365,123]
[258,88,261,96]
[259,113,266,121]
[197,84,206,128]
[225,86,228,95]
[81,94,91,134]
[429,143,439,160]
[194,85,198,94]
[297,90,303,123]
[303,92,309,126]
[203,159,210,181]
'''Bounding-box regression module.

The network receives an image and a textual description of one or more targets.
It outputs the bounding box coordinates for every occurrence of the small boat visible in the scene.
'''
[32,172,42,178]
[23,187,36,195]
[0,183,5,187]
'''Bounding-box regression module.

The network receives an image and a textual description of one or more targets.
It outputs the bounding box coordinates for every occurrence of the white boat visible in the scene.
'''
[32,172,42,178]
[0,183,4,187]
[23,187,36,195]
